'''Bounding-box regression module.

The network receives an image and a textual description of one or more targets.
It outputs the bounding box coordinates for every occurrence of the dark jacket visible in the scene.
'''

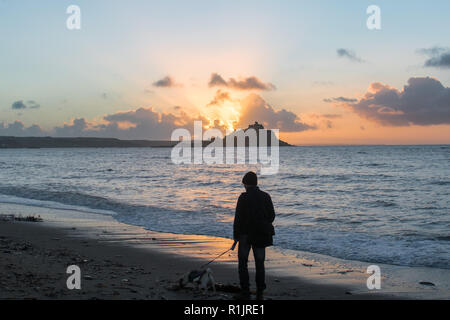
[233,186,275,248]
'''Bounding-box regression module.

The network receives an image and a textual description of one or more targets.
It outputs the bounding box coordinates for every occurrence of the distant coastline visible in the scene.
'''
[0,136,293,148]
[0,136,179,148]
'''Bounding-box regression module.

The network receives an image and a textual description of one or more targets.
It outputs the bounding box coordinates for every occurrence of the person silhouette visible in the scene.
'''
[232,171,275,300]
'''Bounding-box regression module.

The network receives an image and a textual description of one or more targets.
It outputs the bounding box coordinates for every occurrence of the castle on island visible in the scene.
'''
[212,121,292,147]
[245,121,265,132]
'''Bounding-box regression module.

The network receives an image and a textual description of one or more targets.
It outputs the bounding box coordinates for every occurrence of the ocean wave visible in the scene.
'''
[429,180,450,186]
[0,188,448,269]
[413,206,440,210]
[366,200,397,207]
[281,174,311,180]
[314,217,337,222]
[274,227,450,269]
[0,194,117,216]
[0,186,127,213]
[0,186,232,237]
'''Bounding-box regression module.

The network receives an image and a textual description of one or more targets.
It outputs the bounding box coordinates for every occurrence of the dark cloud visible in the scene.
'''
[419,46,450,69]
[152,76,181,88]
[11,101,27,110]
[324,97,358,103]
[425,54,450,68]
[337,49,364,63]
[11,100,40,110]
[335,77,450,126]
[236,94,314,132]
[208,73,276,91]
[207,90,234,107]
[208,73,228,87]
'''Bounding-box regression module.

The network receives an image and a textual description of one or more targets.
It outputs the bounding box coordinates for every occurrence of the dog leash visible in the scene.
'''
[200,240,238,269]
[200,241,237,269]
[199,248,233,269]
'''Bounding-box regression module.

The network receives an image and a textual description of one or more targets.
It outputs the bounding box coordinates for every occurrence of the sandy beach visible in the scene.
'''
[1,201,448,300]
[0,210,400,300]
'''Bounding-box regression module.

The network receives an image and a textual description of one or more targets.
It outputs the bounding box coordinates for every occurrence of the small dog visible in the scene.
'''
[179,268,216,293]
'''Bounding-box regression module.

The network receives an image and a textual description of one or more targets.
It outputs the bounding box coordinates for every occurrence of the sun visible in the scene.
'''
[202,102,240,132]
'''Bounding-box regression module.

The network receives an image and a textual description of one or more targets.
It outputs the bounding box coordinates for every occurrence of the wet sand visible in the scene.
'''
[0,218,398,300]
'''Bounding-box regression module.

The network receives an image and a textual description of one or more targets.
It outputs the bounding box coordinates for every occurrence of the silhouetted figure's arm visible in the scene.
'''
[233,194,246,241]
[265,193,275,223]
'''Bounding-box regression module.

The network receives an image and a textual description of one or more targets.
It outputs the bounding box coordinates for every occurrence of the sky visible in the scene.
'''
[1,0,450,145]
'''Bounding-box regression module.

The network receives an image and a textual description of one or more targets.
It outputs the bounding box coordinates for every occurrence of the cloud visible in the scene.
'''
[324,97,358,103]
[71,107,212,140]
[0,121,46,136]
[54,118,90,137]
[96,108,199,140]
[208,73,276,91]
[337,49,364,63]
[0,106,202,140]
[27,100,40,109]
[11,100,40,110]
[152,76,181,88]
[428,55,450,68]
[320,114,342,119]
[207,119,229,133]
[235,94,314,132]
[0,105,209,140]
[208,73,228,87]
[418,46,450,69]
[11,101,27,110]
[418,46,447,56]
[207,90,234,107]
[2,93,316,139]
[334,77,450,126]
[306,113,343,129]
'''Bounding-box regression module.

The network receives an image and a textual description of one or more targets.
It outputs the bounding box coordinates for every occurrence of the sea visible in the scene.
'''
[0,145,449,270]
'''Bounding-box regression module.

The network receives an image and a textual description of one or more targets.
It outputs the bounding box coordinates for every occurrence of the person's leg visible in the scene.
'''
[237,235,251,293]
[252,246,266,297]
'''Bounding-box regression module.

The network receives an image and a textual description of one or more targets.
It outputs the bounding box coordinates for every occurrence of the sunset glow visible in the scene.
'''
[0,1,449,145]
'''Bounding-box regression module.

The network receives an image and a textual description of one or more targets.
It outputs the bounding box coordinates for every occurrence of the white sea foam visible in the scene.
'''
[0,194,117,216]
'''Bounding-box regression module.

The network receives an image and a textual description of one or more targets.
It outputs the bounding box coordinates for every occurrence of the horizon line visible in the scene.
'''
[1,136,449,147]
